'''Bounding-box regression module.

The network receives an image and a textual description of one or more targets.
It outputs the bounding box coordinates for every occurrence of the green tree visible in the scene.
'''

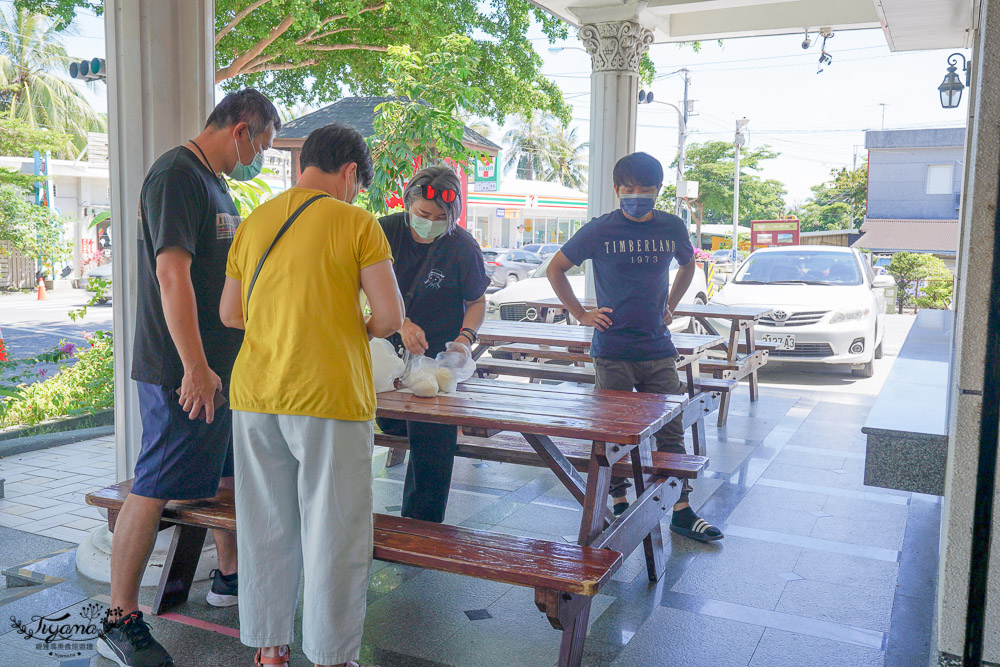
[542,124,588,190]
[19,0,572,123]
[0,7,105,156]
[365,36,486,216]
[886,252,923,313]
[796,164,868,232]
[672,141,787,225]
[915,255,953,310]
[0,183,71,270]
[0,117,69,188]
[502,113,552,181]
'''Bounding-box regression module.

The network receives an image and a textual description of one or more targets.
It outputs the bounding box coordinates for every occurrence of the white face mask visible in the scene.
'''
[409,212,449,239]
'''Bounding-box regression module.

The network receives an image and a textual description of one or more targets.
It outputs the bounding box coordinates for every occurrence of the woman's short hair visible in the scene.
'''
[402,166,463,225]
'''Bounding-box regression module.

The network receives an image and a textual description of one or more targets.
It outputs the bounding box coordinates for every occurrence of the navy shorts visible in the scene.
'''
[131,381,235,500]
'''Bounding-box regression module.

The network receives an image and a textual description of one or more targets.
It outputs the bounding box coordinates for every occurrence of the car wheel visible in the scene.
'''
[686,295,709,334]
[505,274,519,287]
[852,361,874,378]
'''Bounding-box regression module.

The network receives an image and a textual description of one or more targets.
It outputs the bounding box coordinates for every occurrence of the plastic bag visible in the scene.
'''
[370,338,405,392]
[434,342,477,391]
[404,356,440,396]
[401,342,477,397]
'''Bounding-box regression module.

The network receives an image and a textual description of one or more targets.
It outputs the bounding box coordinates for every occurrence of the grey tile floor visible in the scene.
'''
[0,385,940,666]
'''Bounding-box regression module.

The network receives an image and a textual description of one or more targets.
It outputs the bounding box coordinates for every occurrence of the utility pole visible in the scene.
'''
[732,118,749,270]
[878,103,887,130]
[676,69,690,221]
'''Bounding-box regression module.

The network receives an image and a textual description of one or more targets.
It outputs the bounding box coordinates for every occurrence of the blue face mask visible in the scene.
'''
[227,136,263,181]
[620,192,658,219]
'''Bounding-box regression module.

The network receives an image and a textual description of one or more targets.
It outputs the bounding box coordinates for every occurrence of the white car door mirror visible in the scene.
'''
[872,275,895,289]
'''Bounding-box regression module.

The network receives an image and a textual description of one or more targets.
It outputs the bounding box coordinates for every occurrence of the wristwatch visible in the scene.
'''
[459,328,478,344]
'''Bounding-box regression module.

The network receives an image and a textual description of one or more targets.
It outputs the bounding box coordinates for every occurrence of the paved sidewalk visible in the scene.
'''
[0,436,115,543]
[0,382,940,665]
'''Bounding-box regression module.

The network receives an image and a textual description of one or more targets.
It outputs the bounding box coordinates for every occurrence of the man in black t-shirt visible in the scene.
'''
[376,166,490,523]
[97,90,281,667]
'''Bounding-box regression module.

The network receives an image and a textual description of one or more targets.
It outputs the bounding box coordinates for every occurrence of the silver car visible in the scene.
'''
[522,243,563,259]
[483,249,544,288]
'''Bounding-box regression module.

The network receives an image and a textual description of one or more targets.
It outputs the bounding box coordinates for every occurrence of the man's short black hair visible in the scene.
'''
[613,152,663,188]
[205,89,281,138]
[299,123,374,188]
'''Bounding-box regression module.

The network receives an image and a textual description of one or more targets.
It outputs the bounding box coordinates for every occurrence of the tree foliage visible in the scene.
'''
[666,140,786,225]
[0,117,70,188]
[365,36,485,217]
[795,165,867,232]
[885,251,953,313]
[0,7,105,156]
[503,113,588,189]
[0,183,71,269]
[19,0,571,122]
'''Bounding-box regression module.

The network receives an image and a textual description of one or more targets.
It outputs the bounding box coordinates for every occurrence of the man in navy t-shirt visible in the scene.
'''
[548,152,723,543]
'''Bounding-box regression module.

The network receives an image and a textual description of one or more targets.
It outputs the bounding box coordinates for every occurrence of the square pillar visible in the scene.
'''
[104,0,215,480]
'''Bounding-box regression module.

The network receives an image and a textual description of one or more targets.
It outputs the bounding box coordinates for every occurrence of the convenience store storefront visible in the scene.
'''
[465,180,589,248]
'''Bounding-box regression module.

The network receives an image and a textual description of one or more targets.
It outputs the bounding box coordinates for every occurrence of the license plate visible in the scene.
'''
[760,334,795,350]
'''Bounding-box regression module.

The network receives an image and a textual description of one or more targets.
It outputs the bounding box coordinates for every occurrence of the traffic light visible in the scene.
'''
[70,58,106,82]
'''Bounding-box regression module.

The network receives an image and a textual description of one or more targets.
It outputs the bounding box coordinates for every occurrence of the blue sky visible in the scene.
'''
[54,8,968,204]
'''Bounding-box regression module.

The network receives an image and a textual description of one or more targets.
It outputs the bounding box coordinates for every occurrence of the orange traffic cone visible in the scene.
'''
[37,277,47,301]
[0,326,6,361]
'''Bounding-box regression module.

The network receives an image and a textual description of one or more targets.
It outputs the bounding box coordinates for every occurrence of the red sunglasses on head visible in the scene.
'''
[421,184,457,203]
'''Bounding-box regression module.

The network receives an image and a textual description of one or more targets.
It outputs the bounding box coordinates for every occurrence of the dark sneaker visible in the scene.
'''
[96,610,174,667]
[206,568,238,607]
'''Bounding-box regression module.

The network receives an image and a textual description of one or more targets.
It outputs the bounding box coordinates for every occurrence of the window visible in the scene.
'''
[926,163,954,195]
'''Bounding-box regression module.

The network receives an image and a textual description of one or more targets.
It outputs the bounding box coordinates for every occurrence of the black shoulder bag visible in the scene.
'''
[245,193,329,319]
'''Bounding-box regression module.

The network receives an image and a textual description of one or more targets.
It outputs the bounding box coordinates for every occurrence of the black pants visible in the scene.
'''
[375,417,458,523]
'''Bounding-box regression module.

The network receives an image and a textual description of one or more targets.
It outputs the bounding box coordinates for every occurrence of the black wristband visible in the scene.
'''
[460,328,477,344]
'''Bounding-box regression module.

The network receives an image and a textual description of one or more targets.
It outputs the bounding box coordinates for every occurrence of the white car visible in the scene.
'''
[84,262,113,303]
[487,255,711,333]
[709,246,895,377]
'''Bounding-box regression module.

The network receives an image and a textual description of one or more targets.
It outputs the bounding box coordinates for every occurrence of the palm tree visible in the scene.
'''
[0,7,106,157]
[542,125,588,190]
[502,113,553,181]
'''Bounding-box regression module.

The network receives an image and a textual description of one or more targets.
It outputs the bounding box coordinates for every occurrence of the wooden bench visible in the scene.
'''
[375,431,709,480]
[494,344,592,364]
[86,481,622,667]
[696,350,769,426]
[476,357,596,384]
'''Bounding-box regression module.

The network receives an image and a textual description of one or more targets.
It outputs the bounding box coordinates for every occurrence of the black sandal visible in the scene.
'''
[670,507,724,542]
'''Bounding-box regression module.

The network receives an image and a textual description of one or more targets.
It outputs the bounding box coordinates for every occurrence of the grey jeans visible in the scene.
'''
[594,356,687,494]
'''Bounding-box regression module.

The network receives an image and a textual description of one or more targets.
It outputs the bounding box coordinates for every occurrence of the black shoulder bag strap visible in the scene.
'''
[401,216,445,312]
[245,193,329,319]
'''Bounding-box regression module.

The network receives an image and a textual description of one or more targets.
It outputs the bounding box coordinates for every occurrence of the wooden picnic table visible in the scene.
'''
[518,299,774,425]
[473,320,724,455]
[377,378,696,663]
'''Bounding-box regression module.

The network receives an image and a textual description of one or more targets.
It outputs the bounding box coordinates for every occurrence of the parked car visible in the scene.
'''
[708,246,895,377]
[710,249,745,265]
[522,243,563,259]
[486,254,710,333]
[483,248,544,288]
[84,262,113,304]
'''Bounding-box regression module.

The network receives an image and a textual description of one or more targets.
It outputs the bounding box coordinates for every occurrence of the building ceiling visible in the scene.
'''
[530,0,974,50]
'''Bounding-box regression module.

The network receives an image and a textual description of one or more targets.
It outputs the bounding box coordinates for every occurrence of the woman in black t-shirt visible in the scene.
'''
[376,166,490,523]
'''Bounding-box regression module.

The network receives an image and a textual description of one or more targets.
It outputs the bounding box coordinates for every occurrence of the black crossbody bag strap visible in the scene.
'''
[245,194,329,319]
[402,217,445,312]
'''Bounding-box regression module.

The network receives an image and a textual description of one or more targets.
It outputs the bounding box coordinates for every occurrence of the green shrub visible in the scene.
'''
[0,331,113,427]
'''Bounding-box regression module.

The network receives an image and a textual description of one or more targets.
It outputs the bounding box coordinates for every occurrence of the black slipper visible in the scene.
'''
[670,507,723,542]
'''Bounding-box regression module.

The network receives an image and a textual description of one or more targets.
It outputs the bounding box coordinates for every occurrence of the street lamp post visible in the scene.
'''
[732,117,749,270]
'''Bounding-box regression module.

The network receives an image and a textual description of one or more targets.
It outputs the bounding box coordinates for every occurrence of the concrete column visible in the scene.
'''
[937,0,1000,662]
[104,0,215,481]
[579,21,653,222]
[579,21,653,297]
